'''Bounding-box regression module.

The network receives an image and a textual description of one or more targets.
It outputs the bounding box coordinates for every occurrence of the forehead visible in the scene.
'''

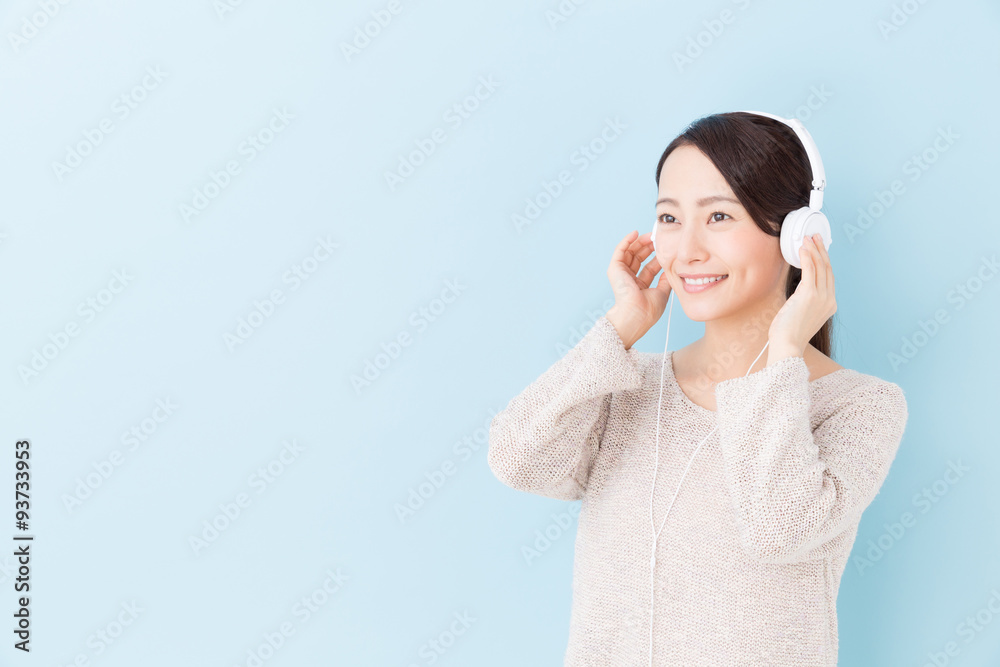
[657,145,737,203]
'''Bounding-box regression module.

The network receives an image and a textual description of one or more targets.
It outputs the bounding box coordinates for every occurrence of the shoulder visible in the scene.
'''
[819,368,909,433]
[804,349,907,420]
[789,347,909,430]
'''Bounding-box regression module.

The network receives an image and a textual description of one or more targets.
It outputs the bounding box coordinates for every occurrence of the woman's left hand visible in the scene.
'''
[767,233,837,356]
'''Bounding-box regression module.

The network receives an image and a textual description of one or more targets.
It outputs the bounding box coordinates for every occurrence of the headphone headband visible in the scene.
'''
[737,110,826,210]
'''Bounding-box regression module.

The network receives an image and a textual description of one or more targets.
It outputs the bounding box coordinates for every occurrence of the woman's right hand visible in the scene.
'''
[605,230,672,350]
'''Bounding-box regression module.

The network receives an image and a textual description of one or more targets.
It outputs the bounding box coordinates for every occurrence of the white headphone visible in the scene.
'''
[645,111,830,664]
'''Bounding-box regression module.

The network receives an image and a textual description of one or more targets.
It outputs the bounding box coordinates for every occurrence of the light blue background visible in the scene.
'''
[0,0,998,665]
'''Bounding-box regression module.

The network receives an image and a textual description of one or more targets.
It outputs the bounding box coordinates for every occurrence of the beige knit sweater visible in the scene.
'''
[488,314,909,666]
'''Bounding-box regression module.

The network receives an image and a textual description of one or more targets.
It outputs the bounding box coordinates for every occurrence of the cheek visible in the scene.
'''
[722,232,781,269]
[718,238,784,289]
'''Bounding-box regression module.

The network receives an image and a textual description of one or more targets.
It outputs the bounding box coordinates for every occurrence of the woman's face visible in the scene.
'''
[654,144,787,323]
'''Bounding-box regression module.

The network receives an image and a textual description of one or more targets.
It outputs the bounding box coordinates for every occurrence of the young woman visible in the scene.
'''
[488,112,909,666]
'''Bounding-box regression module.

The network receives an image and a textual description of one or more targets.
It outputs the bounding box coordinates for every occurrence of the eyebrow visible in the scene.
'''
[656,195,741,207]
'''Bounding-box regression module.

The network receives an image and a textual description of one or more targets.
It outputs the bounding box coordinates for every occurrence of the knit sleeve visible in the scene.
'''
[487,314,645,501]
[713,355,909,565]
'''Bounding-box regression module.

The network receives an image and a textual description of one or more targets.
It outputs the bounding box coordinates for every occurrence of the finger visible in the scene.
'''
[612,230,639,267]
[628,235,656,274]
[637,231,655,252]
[812,234,833,293]
[618,230,654,276]
[810,237,825,292]
[636,254,661,289]
[810,235,828,294]
[804,235,824,296]
[654,265,672,294]
[799,238,816,290]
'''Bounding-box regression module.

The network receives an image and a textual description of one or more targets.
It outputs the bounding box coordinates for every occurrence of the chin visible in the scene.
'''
[675,293,742,322]
[676,302,726,322]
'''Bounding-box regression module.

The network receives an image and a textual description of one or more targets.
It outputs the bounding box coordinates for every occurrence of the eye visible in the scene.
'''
[656,212,732,224]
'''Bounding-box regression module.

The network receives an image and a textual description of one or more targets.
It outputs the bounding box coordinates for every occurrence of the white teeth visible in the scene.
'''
[684,275,727,285]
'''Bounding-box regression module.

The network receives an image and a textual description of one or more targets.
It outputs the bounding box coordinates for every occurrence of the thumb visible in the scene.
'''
[654,271,672,294]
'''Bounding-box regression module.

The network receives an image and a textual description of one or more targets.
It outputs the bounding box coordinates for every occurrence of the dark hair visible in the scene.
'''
[653,111,833,358]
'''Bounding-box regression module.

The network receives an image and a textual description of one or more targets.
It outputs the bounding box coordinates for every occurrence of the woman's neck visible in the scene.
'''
[680,295,785,389]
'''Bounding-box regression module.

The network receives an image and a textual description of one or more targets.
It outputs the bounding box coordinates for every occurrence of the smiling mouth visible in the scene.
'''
[682,275,728,285]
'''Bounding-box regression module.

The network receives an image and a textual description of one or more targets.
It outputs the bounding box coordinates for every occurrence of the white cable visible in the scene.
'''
[646,290,769,666]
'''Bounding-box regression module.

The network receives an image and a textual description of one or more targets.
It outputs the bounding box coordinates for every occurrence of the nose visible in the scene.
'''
[674,223,709,266]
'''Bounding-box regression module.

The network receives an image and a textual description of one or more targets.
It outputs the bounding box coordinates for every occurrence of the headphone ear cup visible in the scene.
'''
[780,208,808,268]
[780,208,831,268]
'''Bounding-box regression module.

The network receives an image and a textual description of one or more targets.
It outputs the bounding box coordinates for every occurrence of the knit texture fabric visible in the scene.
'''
[488,314,909,666]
